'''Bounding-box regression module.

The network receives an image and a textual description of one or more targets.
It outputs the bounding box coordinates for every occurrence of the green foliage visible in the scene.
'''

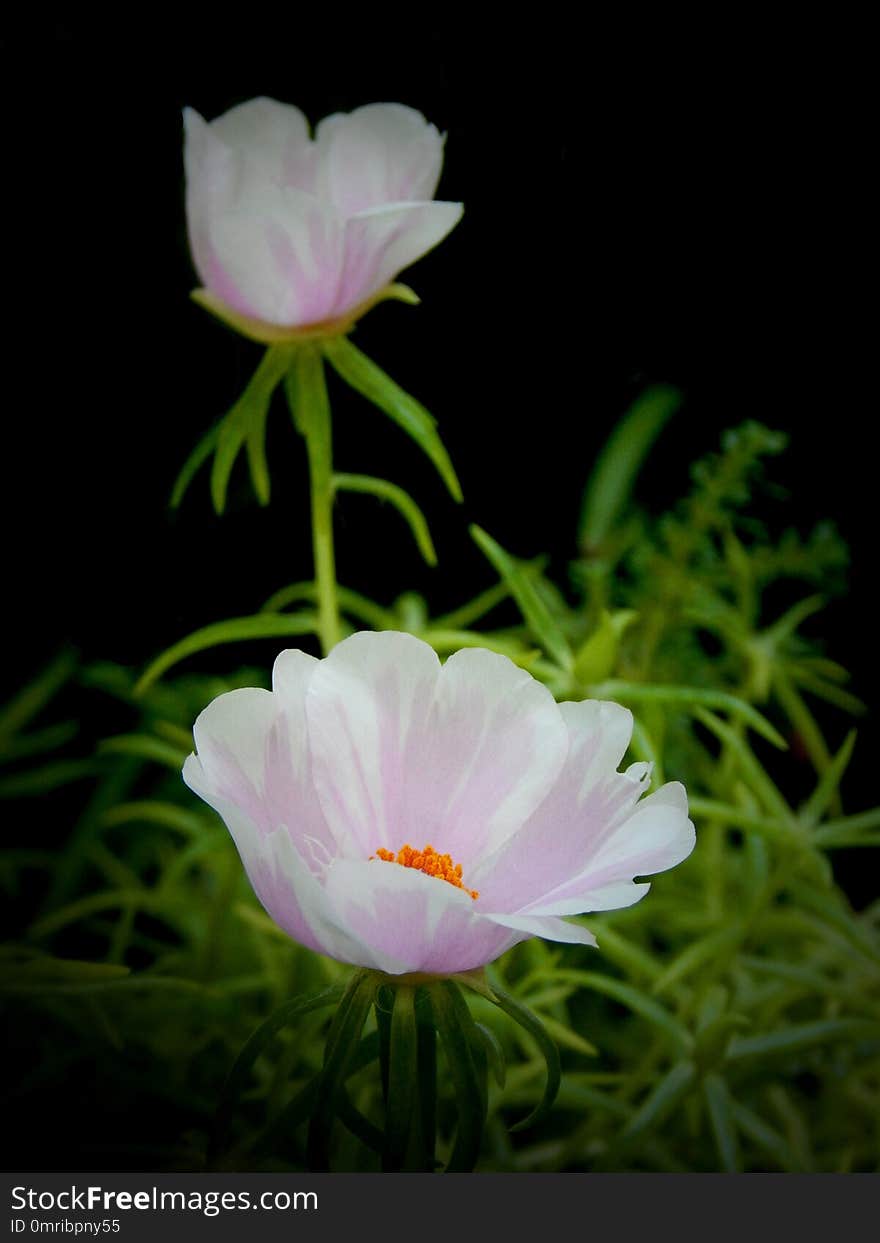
[2,405,878,1173]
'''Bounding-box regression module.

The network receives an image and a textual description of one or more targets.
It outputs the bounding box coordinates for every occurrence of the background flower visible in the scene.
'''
[184,99,463,329]
[182,632,695,975]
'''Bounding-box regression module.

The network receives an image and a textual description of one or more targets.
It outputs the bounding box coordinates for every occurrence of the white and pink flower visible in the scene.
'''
[183,98,463,333]
[183,632,695,976]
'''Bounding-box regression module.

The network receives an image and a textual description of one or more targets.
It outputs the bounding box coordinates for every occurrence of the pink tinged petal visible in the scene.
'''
[520,781,696,917]
[470,699,648,911]
[209,96,318,193]
[316,103,445,215]
[183,673,336,858]
[484,912,599,948]
[334,201,463,316]
[305,631,442,859]
[419,648,568,864]
[306,634,568,868]
[254,828,368,963]
[205,184,347,326]
[321,859,524,975]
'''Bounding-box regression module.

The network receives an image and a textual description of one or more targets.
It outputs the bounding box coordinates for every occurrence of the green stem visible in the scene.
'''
[295,347,341,654]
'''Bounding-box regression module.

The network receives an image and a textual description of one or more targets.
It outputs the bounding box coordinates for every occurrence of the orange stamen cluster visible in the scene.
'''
[371,843,479,900]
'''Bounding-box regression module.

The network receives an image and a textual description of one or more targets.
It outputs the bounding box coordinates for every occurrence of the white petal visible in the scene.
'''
[205,183,346,325]
[316,103,444,215]
[485,912,598,947]
[321,858,523,975]
[306,635,567,868]
[305,631,441,858]
[210,97,317,192]
[470,698,647,910]
[336,201,463,311]
[521,781,695,916]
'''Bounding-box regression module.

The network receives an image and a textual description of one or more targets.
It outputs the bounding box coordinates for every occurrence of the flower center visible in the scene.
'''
[371,843,479,900]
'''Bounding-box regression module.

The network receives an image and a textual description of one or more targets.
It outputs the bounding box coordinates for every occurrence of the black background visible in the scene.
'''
[1,14,875,839]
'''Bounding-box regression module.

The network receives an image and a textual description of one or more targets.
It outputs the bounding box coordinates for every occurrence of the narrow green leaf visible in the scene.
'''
[322,335,462,501]
[727,1018,880,1061]
[307,972,377,1170]
[801,729,857,828]
[418,629,539,666]
[579,384,681,550]
[490,986,561,1132]
[618,1060,697,1145]
[532,969,692,1055]
[474,1021,507,1089]
[334,472,437,565]
[210,346,290,513]
[429,980,486,1171]
[703,1073,741,1172]
[595,681,787,750]
[134,611,318,696]
[262,581,394,630]
[652,924,745,996]
[730,1101,802,1172]
[210,983,344,1163]
[170,423,220,509]
[383,985,418,1171]
[0,759,103,798]
[98,734,187,770]
[99,800,212,839]
[0,647,78,740]
[470,525,572,670]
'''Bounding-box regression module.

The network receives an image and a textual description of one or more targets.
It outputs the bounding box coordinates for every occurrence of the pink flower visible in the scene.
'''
[183,632,695,976]
[183,99,463,333]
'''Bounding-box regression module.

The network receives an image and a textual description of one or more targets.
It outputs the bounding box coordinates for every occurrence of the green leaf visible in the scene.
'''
[726,1018,880,1062]
[470,525,572,670]
[428,980,486,1171]
[210,983,344,1164]
[262,581,394,630]
[0,647,78,740]
[383,985,418,1171]
[474,1021,507,1089]
[333,472,437,565]
[99,800,212,839]
[536,969,692,1055]
[0,759,103,798]
[170,423,220,509]
[134,611,318,696]
[703,1073,741,1172]
[307,971,377,1171]
[490,986,562,1132]
[98,733,187,771]
[730,1102,802,1172]
[418,629,539,666]
[652,924,745,997]
[579,384,681,550]
[801,729,857,828]
[572,609,636,684]
[618,1060,697,1145]
[322,335,462,501]
[210,346,291,513]
[596,681,787,750]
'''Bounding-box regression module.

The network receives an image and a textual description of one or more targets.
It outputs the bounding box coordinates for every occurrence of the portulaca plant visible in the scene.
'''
[169,97,695,1171]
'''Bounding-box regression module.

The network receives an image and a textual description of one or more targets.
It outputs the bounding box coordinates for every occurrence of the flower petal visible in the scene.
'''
[209,96,317,192]
[183,664,336,859]
[322,859,524,975]
[471,699,648,910]
[203,182,347,326]
[305,631,441,858]
[316,103,444,215]
[485,912,598,947]
[336,201,463,313]
[520,781,696,917]
[305,633,567,866]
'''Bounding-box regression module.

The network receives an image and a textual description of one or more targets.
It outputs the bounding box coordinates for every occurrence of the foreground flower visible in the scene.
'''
[183,632,695,976]
[183,98,463,338]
